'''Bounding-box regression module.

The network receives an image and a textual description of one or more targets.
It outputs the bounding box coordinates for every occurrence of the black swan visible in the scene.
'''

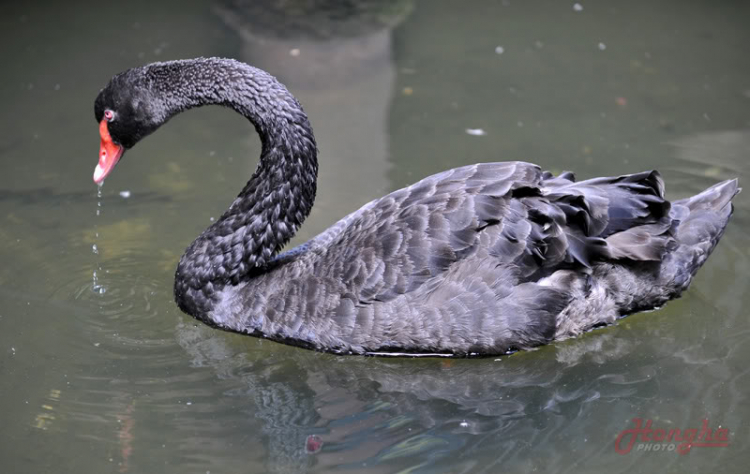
[93,58,739,356]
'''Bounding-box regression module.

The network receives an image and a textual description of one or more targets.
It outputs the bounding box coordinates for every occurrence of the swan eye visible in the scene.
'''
[104,110,115,122]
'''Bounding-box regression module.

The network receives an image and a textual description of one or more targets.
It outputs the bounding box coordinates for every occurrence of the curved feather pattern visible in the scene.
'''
[96,59,739,356]
[216,162,738,356]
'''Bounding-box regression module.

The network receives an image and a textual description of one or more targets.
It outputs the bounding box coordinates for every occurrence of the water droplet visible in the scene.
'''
[465,128,486,136]
[119,190,131,199]
[92,187,105,295]
[495,46,505,55]
[598,42,607,51]
[573,3,583,12]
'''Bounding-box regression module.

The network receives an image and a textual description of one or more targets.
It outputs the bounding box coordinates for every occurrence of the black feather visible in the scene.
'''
[96,58,740,356]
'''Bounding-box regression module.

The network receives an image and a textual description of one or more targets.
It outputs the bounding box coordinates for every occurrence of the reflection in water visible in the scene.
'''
[115,398,136,473]
[174,320,653,472]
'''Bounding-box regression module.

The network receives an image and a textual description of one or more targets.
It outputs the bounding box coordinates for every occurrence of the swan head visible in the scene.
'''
[93,68,163,183]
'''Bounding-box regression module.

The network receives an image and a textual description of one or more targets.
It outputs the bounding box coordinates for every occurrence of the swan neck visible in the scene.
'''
[165,58,318,317]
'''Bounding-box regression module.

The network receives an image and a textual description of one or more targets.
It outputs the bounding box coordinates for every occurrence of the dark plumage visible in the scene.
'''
[93,58,739,356]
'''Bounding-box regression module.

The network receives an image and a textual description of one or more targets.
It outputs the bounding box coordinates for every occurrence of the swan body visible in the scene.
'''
[94,58,739,356]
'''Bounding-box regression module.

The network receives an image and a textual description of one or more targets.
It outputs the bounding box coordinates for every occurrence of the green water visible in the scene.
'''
[1,0,749,472]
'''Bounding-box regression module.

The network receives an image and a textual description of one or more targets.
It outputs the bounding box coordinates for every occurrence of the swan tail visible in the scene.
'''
[554,176,738,340]
[661,178,740,292]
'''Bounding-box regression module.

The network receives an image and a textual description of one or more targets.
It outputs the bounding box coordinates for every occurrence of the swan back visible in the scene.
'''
[211,162,737,355]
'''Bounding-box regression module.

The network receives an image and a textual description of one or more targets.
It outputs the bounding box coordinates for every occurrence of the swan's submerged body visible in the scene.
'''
[94,58,739,356]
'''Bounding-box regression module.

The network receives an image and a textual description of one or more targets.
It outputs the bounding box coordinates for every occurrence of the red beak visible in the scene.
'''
[94,119,124,183]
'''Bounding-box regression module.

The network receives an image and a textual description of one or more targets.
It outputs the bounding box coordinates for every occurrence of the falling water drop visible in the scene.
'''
[92,182,106,294]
